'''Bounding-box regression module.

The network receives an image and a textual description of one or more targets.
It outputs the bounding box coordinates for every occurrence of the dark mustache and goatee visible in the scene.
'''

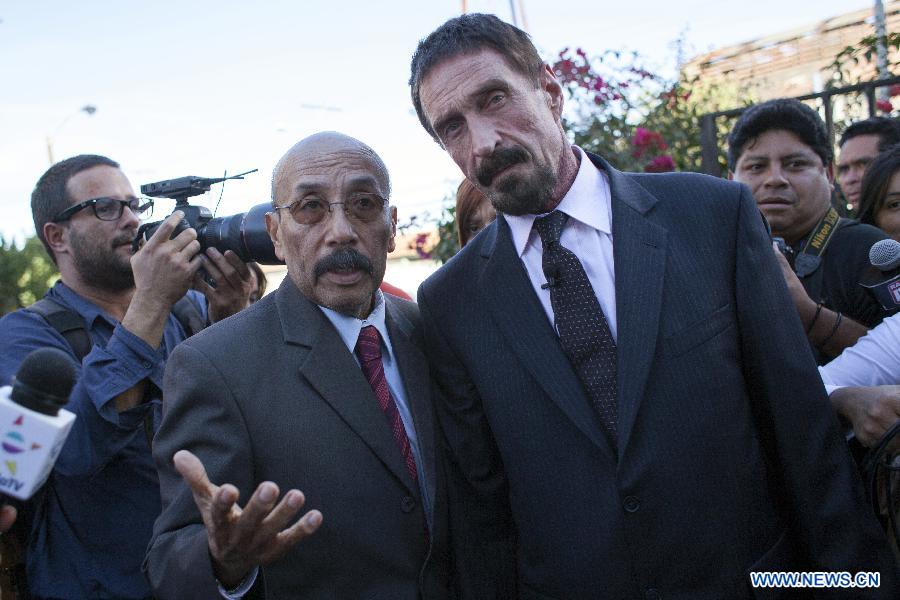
[476,146,530,187]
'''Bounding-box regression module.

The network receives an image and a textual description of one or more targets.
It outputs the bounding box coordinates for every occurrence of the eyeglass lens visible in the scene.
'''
[289,195,384,224]
[95,198,153,221]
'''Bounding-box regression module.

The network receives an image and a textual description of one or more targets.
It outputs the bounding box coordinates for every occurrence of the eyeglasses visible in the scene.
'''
[273,193,388,225]
[52,197,154,223]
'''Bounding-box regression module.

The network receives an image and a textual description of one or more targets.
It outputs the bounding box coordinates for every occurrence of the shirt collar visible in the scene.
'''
[49,281,117,328]
[505,146,611,257]
[318,289,393,359]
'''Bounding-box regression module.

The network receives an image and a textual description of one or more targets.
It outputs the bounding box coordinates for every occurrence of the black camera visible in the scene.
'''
[772,236,794,267]
[134,169,281,265]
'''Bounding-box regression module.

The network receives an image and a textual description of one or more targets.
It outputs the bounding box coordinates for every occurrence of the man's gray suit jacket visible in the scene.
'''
[145,278,450,599]
[417,153,899,599]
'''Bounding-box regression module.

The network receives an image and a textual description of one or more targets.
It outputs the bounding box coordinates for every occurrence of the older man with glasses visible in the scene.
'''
[0,154,255,599]
[145,132,451,600]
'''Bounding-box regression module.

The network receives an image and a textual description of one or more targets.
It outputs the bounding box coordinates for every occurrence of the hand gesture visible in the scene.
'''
[194,248,256,322]
[173,450,322,589]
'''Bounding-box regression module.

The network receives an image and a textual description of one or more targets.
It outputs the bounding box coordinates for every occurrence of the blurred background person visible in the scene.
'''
[455,178,495,248]
[859,143,900,242]
[247,261,268,304]
[837,117,900,213]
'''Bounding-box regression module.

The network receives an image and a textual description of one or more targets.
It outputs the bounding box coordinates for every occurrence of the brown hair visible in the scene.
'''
[31,154,120,263]
[409,13,544,142]
[456,179,493,247]
[248,262,268,302]
[858,143,900,228]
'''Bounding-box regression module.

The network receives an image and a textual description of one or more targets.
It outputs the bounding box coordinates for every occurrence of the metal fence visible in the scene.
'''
[699,75,900,176]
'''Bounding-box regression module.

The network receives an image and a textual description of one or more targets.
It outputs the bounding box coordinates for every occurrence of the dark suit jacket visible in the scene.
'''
[418,154,899,599]
[145,278,450,599]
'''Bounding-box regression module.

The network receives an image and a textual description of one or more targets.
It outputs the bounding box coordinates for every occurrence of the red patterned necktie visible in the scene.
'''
[355,325,418,482]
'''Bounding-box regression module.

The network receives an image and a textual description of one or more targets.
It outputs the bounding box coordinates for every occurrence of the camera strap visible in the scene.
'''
[794,207,840,278]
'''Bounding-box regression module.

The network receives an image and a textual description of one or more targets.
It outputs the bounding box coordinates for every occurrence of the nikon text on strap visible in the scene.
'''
[793,206,840,278]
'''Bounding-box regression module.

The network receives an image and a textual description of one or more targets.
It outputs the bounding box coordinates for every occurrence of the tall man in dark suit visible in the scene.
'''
[409,14,899,599]
[145,132,450,599]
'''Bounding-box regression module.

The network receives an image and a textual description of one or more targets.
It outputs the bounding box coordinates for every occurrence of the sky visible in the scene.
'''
[0,0,876,244]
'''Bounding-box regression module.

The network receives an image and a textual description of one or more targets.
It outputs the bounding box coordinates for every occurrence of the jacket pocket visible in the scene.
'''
[662,302,733,358]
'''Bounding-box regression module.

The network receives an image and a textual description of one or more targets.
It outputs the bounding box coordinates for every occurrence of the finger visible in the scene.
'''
[186,255,207,280]
[0,504,17,533]
[171,226,200,252]
[771,245,790,270]
[147,211,186,246]
[222,250,252,285]
[267,510,323,561]
[199,255,226,289]
[259,489,306,535]
[235,481,281,535]
[174,450,217,500]
[209,482,242,532]
[204,248,240,290]
[178,240,202,263]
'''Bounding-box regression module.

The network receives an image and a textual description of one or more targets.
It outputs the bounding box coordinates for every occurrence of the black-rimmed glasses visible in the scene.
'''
[273,193,388,225]
[52,197,154,223]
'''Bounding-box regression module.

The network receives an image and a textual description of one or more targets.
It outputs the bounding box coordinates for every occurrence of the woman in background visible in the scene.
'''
[456,178,496,248]
[858,143,900,241]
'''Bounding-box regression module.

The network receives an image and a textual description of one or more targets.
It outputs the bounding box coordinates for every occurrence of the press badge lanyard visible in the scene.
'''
[793,207,840,278]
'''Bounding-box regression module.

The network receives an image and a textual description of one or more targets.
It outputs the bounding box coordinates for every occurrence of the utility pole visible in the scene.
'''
[875,0,890,99]
[46,105,97,165]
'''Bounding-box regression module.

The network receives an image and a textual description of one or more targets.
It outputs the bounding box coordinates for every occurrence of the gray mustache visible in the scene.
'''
[314,248,374,279]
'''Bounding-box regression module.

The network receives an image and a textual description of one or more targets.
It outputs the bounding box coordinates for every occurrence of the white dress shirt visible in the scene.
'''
[505,146,618,339]
[819,312,900,394]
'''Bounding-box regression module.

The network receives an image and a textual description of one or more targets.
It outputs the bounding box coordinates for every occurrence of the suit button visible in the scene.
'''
[401,496,416,513]
[644,588,660,600]
[623,496,640,513]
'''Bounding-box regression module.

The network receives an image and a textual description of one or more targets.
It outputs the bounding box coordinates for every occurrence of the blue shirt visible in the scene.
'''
[0,282,205,599]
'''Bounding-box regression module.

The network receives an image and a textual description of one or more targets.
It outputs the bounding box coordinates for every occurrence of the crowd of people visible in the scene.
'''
[0,12,899,600]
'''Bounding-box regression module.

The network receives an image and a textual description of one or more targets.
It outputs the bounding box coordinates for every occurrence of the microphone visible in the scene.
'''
[0,348,77,500]
[541,265,560,290]
[869,238,900,272]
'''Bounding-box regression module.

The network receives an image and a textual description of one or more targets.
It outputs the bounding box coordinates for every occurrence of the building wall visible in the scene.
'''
[684,2,900,100]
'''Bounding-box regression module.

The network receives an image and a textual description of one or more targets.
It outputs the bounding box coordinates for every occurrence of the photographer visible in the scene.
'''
[729,99,895,363]
[0,155,254,599]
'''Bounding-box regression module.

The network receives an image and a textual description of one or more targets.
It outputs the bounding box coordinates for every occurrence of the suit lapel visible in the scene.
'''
[479,216,610,452]
[602,160,668,454]
[385,299,437,513]
[275,280,418,494]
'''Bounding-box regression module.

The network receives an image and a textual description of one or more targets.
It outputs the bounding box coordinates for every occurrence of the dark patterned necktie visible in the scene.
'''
[534,210,618,445]
[355,325,418,482]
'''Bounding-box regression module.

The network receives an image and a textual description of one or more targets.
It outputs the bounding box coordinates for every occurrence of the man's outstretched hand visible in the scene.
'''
[173,449,323,589]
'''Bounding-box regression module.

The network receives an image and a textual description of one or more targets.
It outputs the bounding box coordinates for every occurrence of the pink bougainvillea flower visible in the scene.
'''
[645,155,676,173]
[876,99,893,113]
